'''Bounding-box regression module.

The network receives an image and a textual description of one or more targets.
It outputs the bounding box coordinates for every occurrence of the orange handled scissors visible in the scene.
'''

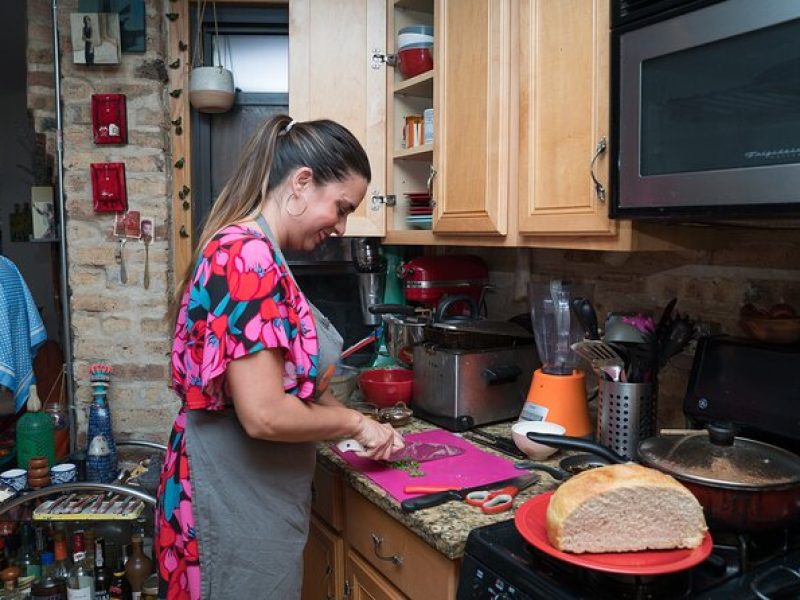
[465,485,519,514]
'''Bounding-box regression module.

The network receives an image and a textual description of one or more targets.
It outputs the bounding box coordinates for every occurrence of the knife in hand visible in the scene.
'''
[400,473,539,513]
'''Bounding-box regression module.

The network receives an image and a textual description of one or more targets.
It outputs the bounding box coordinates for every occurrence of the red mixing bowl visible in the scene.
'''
[357,368,413,408]
[397,46,433,79]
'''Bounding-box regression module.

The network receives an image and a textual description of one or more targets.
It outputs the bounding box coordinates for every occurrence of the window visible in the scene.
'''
[191,6,289,233]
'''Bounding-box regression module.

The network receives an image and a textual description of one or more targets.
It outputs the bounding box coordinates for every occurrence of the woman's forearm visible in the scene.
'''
[236,392,362,442]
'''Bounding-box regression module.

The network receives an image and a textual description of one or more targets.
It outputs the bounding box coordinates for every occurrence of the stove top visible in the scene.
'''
[457,519,800,600]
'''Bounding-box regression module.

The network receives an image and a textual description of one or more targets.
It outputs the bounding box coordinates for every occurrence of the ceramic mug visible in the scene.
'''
[50,463,78,485]
[0,468,27,492]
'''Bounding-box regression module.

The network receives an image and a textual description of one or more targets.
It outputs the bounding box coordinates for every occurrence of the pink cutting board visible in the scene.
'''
[331,429,521,502]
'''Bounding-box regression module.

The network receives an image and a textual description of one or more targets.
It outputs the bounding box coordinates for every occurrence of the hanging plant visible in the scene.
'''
[189,1,235,114]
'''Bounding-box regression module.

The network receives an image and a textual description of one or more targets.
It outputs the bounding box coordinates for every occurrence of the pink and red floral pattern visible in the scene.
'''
[155,225,319,599]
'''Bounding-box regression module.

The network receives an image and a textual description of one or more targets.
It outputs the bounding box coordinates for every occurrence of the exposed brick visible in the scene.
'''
[71,294,130,313]
[101,317,132,335]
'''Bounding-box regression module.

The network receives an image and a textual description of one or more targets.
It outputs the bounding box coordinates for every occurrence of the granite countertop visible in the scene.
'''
[317,418,563,561]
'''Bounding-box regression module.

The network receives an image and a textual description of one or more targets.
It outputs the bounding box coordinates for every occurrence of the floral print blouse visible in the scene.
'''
[155,225,320,599]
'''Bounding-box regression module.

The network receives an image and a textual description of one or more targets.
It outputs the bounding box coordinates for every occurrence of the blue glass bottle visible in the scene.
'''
[86,364,117,480]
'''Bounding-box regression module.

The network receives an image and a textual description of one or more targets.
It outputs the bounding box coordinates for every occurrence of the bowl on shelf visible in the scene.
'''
[398,24,434,50]
[397,45,433,79]
[740,316,800,345]
[357,368,413,408]
[511,420,566,460]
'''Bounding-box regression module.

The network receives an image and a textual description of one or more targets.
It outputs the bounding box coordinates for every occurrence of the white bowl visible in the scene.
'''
[511,421,566,460]
[398,33,434,49]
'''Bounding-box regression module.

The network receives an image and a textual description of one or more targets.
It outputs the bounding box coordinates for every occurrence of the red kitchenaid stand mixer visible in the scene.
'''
[521,280,592,437]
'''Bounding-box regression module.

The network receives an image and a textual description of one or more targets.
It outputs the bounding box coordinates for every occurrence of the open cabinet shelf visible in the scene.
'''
[394,69,434,96]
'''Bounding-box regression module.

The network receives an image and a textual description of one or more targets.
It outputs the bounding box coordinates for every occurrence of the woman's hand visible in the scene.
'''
[352,415,405,461]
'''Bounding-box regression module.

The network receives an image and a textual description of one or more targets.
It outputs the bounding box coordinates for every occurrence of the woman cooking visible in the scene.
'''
[155,114,404,599]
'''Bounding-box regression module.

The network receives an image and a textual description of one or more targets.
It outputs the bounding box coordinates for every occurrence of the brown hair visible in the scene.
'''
[174,114,371,308]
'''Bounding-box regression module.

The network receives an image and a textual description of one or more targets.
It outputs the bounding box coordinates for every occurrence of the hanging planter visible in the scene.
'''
[189,65,234,113]
[189,1,235,114]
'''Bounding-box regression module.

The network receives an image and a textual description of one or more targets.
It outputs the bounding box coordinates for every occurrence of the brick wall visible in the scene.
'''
[27,0,178,442]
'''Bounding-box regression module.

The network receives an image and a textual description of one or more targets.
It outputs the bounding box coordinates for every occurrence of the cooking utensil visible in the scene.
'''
[317,328,383,393]
[571,297,600,340]
[463,430,527,460]
[597,380,656,460]
[515,453,611,480]
[570,340,626,381]
[400,473,538,513]
[658,316,694,368]
[465,485,519,514]
[526,423,800,532]
[335,439,465,463]
[515,492,713,575]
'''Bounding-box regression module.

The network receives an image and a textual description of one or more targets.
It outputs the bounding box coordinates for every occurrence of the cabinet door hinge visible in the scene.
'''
[371,193,396,210]
[371,48,397,69]
[343,581,351,600]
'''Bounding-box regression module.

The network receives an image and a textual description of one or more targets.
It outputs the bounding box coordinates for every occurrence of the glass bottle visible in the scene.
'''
[86,365,116,474]
[16,385,56,469]
[43,379,70,461]
[107,559,130,600]
[0,566,23,600]
[66,531,94,600]
[93,538,110,600]
[17,522,41,581]
[123,535,151,600]
[32,552,67,600]
[51,532,70,583]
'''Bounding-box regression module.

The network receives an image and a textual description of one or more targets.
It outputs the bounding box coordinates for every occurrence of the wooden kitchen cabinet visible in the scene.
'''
[345,550,407,600]
[302,465,459,600]
[289,0,678,251]
[433,0,512,237]
[517,0,614,237]
[304,515,346,600]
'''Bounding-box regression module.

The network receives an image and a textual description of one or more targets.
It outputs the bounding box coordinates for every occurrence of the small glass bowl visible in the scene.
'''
[377,402,413,428]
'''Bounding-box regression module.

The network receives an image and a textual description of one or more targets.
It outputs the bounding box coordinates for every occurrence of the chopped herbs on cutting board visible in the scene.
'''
[389,459,425,477]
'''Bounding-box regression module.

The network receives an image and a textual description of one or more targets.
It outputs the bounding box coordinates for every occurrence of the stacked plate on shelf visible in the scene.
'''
[405,192,433,229]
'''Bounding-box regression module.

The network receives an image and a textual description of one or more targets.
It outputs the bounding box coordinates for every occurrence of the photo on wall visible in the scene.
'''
[78,0,145,52]
[31,187,58,242]
[70,12,121,64]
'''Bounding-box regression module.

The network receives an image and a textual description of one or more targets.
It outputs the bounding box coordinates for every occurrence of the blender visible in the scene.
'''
[521,280,592,437]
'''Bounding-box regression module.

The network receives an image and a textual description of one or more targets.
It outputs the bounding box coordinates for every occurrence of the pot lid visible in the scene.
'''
[429,319,535,339]
[639,428,800,489]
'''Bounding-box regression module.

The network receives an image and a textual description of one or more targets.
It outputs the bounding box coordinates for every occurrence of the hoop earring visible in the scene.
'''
[285,193,308,217]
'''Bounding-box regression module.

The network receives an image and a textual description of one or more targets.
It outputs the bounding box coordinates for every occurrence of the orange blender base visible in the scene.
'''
[523,368,592,437]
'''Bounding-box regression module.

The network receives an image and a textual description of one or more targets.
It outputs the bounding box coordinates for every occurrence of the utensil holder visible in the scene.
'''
[597,380,657,460]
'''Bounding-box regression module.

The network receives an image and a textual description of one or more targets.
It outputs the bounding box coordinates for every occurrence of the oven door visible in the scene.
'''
[612,0,800,217]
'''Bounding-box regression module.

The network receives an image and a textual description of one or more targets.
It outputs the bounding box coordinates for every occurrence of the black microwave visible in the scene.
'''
[610,0,800,218]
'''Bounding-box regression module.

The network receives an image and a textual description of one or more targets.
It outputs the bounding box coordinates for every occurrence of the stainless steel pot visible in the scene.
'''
[368,304,429,366]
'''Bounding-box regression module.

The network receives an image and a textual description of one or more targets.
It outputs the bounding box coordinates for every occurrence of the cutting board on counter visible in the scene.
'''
[331,429,520,502]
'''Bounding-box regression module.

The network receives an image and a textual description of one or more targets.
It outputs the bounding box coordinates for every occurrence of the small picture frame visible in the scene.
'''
[91,162,127,213]
[114,211,141,238]
[140,218,154,242]
[70,12,121,65]
[31,187,58,241]
[92,94,127,145]
[78,0,146,53]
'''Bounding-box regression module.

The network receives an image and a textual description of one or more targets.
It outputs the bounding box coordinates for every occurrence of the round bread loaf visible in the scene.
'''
[546,463,707,553]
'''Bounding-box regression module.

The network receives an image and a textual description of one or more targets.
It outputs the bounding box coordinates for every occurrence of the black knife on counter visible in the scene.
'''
[463,430,527,459]
[400,473,539,513]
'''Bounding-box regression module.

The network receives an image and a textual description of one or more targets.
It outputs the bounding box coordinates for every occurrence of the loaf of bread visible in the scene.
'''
[546,463,707,553]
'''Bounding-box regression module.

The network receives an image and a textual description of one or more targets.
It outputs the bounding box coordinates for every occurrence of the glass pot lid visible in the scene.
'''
[638,428,800,489]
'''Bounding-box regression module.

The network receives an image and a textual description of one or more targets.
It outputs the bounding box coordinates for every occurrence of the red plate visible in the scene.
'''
[514,492,713,575]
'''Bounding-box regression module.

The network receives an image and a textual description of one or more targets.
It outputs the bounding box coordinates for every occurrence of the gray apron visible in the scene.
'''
[184,216,343,600]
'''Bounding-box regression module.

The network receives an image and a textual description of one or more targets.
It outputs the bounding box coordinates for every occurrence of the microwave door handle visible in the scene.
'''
[590,136,607,202]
